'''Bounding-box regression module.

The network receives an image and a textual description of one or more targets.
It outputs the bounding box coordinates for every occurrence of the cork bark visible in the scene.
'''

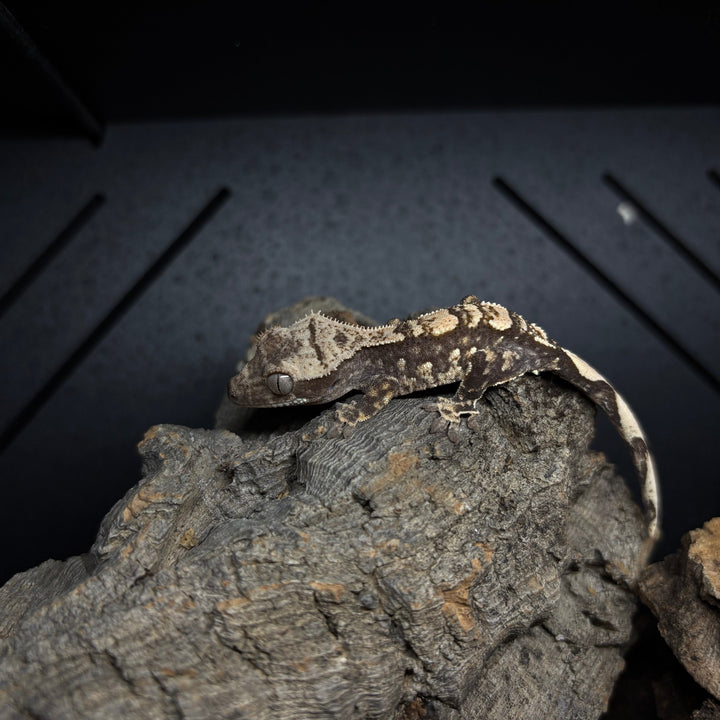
[640,518,720,702]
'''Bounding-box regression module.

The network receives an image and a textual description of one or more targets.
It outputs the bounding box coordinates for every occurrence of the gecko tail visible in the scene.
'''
[554,349,660,543]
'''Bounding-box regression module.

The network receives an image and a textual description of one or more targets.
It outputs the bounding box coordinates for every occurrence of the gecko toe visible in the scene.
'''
[429,416,449,434]
[328,422,355,439]
[447,424,463,443]
[326,422,343,439]
[467,414,483,434]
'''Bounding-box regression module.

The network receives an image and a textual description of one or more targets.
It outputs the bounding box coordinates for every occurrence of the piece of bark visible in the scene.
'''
[639,518,720,701]
[0,370,650,719]
[693,700,720,720]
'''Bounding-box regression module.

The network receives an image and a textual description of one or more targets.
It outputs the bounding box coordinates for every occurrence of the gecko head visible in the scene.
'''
[227,314,362,408]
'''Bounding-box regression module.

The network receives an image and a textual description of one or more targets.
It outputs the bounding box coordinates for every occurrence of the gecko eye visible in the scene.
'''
[266,372,294,395]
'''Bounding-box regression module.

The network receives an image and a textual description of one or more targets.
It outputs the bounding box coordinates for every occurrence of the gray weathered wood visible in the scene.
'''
[640,518,720,702]
[694,700,720,720]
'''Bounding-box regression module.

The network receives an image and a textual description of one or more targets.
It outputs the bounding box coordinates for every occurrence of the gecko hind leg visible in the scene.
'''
[423,397,479,430]
[424,354,554,440]
[421,358,497,438]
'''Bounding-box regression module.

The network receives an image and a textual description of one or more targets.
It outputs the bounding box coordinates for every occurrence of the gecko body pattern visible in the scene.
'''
[228,296,659,541]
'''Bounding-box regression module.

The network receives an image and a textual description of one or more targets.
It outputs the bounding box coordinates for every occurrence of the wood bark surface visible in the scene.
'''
[640,518,720,701]
[0,300,651,720]
[693,700,720,720]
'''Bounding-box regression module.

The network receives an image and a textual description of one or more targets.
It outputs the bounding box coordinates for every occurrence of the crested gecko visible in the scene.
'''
[228,296,660,541]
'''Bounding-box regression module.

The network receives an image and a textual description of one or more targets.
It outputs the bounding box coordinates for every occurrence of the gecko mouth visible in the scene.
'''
[257,398,309,408]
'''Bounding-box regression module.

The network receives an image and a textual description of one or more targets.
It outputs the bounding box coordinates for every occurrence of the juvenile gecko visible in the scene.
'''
[228,296,660,541]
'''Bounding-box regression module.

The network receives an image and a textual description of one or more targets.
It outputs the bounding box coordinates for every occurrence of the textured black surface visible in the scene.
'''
[0,108,719,584]
[3,2,720,134]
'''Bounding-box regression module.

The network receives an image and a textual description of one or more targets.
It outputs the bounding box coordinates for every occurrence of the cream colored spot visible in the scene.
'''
[449,348,461,362]
[397,358,407,372]
[417,361,434,382]
[368,322,408,345]
[564,349,659,539]
[469,346,478,355]
[423,309,459,336]
[407,320,425,337]
[564,349,605,384]
[530,322,555,348]
[436,367,462,385]
[501,350,518,371]
[462,303,483,329]
[482,302,512,331]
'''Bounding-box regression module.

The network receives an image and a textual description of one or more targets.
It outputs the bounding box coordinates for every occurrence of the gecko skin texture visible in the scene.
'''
[228,296,660,542]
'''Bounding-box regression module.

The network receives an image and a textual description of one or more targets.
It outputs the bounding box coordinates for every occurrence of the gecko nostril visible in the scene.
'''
[227,378,238,399]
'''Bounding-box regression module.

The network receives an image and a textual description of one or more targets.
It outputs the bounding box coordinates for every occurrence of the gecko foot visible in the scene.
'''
[422,398,478,443]
[422,397,478,423]
[326,421,356,439]
[428,414,450,435]
[326,403,360,439]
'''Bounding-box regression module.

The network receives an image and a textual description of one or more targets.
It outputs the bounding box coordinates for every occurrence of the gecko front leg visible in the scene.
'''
[328,377,401,438]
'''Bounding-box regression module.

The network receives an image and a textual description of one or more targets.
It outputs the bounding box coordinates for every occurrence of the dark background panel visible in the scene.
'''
[3,1,720,134]
[0,2,719,584]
